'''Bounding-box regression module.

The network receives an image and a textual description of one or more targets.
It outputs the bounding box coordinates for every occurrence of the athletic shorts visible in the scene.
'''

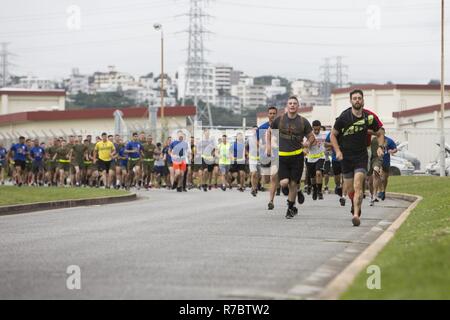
[14,160,26,170]
[98,160,112,173]
[249,163,260,173]
[72,160,85,170]
[0,160,6,168]
[173,161,187,172]
[202,159,215,173]
[332,160,342,176]
[154,165,166,176]
[127,158,141,171]
[306,159,325,177]
[219,164,230,175]
[57,161,70,172]
[230,163,246,173]
[323,160,331,175]
[278,154,304,184]
[32,161,45,174]
[143,159,155,173]
[341,153,368,179]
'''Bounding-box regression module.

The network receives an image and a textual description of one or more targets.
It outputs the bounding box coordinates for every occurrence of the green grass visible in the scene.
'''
[341,176,450,300]
[0,186,129,206]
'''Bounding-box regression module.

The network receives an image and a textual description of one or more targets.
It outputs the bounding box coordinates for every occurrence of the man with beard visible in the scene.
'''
[330,89,381,227]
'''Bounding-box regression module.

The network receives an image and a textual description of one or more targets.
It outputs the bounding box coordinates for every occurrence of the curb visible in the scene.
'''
[0,193,137,217]
[316,192,423,300]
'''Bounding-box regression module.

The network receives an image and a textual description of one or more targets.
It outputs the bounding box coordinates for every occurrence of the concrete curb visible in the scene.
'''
[0,193,137,217]
[316,192,423,300]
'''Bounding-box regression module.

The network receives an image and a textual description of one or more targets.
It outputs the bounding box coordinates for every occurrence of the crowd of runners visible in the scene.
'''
[0,89,397,226]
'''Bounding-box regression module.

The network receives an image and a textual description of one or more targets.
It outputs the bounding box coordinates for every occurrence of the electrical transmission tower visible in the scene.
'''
[335,56,348,88]
[0,43,15,88]
[183,0,213,126]
[320,57,331,105]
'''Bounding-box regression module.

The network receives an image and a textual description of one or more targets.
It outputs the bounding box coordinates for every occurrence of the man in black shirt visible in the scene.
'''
[267,96,315,219]
[330,89,381,226]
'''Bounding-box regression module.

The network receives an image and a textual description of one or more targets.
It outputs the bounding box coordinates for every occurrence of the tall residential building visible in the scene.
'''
[231,77,266,111]
[291,79,322,106]
[92,65,136,93]
[215,64,233,95]
[177,65,216,105]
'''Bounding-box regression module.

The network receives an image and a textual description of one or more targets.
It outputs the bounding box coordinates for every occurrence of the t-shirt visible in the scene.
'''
[333,107,381,159]
[162,146,172,165]
[218,142,231,165]
[46,145,58,161]
[55,146,71,161]
[95,140,115,162]
[126,141,142,159]
[307,132,326,163]
[142,143,156,160]
[72,144,87,163]
[231,141,246,163]
[270,114,312,154]
[30,146,45,162]
[154,149,165,167]
[0,147,7,161]
[10,143,28,162]
[170,140,189,162]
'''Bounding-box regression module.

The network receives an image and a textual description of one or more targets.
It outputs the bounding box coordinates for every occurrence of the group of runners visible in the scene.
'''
[0,89,397,226]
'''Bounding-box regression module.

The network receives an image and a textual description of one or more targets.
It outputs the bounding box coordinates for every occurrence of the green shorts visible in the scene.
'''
[46,160,57,172]
[143,159,154,173]
[57,161,71,172]
[128,158,141,171]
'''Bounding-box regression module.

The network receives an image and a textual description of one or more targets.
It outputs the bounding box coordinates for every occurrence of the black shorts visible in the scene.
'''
[230,163,246,173]
[332,160,342,176]
[32,161,45,174]
[341,154,368,179]
[201,159,215,173]
[14,160,26,170]
[306,159,325,177]
[278,154,304,184]
[98,160,112,173]
[154,166,166,176]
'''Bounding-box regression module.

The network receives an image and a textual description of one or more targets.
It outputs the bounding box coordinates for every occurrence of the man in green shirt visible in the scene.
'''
[142,135,156,189]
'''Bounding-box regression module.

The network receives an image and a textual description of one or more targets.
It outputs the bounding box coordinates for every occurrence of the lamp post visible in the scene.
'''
[154,23,166,141]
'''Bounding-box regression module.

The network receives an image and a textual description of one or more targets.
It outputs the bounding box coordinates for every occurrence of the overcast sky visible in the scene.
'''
[0,0,447,83]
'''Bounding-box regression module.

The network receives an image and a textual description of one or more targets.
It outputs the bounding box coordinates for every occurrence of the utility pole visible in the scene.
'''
[440,0,446,177]
[183,0,214,126]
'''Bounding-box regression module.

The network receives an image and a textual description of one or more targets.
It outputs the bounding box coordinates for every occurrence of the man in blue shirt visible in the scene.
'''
[125,132,143,189]
[30,139,45,186]
[369,127,397,202]
[8,136,28,186]
[170,131,189,192]
[0,142,7,185]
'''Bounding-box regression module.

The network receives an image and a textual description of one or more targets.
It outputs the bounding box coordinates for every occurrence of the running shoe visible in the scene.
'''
[312,188,318,201]
[251,190,257,197]
[281,186,289,196]
[268,201,274,210]
[276,187,281,196]
[352,215,361,227]
[318,192,324,200]
[297,190,305,204]
[285,208,295,219]
[339,197,346,206]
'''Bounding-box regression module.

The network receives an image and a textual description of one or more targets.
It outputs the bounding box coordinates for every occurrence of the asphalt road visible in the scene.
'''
[0,187,410,299]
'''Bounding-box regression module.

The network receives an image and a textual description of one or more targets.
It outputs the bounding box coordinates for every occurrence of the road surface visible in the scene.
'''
[0,188,410,299]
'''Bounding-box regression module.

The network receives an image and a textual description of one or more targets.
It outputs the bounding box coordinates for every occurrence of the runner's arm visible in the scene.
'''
[330,129,343,161]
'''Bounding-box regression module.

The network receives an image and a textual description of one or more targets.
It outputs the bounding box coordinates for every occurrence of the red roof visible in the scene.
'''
[0,89,66,97]
[0,106,196,125]
[257,107,313,119]
[332,84,450,95]
[392,102,450,118]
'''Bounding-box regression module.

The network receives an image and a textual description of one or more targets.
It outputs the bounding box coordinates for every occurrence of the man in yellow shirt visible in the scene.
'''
[94,132,116,189]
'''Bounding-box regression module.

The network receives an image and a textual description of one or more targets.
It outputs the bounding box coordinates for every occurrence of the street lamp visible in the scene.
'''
[153,23,166,140]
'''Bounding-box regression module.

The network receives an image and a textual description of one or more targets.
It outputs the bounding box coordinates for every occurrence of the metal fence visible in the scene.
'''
[384,128,450,171]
